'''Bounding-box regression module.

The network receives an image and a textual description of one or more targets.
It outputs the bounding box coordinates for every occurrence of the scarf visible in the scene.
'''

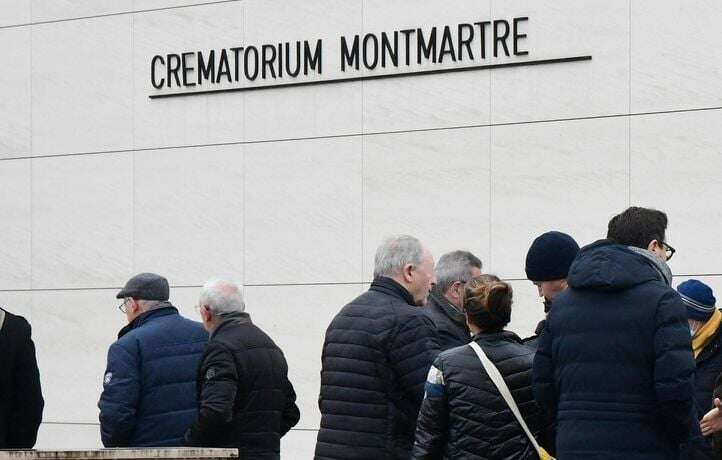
[626,246,673,286]
[693,309,722,359]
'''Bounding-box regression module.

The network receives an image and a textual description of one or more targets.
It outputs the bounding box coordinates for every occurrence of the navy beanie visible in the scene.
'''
[525,231,580,282]
[678,279,716,321]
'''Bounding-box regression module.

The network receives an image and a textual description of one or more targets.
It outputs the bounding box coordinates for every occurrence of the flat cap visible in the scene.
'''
[116,272,169,301]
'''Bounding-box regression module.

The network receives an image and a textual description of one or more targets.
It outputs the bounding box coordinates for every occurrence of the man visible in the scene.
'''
[522,231,579,348]
[0,307,44,448]
[98,273,208,446]
[315,234,440,459]
[424,250,482,351]
[534,207,699,459]
[678,279,722,419]
[185,278,299,459]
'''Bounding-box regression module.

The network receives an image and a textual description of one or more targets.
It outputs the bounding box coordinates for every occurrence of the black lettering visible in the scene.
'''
[262,44,277,79]
[417,27,437,64]
[304,39,322,75]
[493,20,510,57]
[341,35,359,71]
[244,46,259,80]
[457,23,474,61]
[197,50,215,85]
[216,49,232,83]
[474,21,490,59]
[181,52,196,87]
[400,29,415,66]
[277,43,283,78]
[166,53,181,88]
[230,47,243,81]
[363,34,379,69]
[151,55,165,89]
[381,31,398,68]
[438,25,456,63]
[513,17,529,56]
[285,41,301,77]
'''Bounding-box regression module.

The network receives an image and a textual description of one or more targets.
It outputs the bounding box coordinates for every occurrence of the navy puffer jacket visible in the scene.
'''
[533,240,698,459]
[315,277,440,459]
[98,305,208,447]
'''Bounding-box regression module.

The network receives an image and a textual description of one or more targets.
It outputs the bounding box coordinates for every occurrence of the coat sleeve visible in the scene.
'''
[388,312,441,408]
[533,322,557,422]
[98,340,141,447]
[281,371,300,436]
[185,343,238,446]
[7,320,44,448]
[412,356,449,459]
[653,290,697,444]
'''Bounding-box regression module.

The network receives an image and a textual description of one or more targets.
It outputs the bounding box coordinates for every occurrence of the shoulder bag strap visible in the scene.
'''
[0,308,5,332]
[469,341,541,452]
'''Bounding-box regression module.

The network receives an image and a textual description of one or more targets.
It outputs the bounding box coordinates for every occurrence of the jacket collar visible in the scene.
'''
[696,311,722,364]
[210,311,252,340]
[117,302,178,339]
[370,276,416,306]
[534,319,546,336]
[625,245,673,286]
[472,330,523,344]
[428,290,466,326]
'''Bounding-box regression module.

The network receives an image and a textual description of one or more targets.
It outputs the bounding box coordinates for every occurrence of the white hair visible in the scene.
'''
[373,235,424,278]
[137,299,164,312]
[199,278,246,316]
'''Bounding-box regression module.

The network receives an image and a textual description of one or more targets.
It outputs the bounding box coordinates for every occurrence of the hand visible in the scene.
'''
[700,398,722,436]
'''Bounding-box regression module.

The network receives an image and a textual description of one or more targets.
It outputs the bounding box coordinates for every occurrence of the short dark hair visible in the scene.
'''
[607,206,668,249]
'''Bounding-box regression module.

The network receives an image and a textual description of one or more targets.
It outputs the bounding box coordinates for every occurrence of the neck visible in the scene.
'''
[468,323,482,335]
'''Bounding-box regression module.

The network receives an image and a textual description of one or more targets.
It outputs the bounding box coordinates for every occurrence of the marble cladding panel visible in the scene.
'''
[0,291,32,321]
[630,110,722,277]
[31,15,133,156]
[631,1,722,112]
[32,289,124,423]
[0,160,31,289]
[133,1,245,148]
[243,137,363,285]
[133,144,244,286]
[31,1,132,23]
[489,0,630,123]
[242,0,363,141]
[35,423,102,449]
[361,0,491,133]
[505,278,544,339]
[281,429,318,459]
[489,117,629,279]
[0,27,31,159]
[31,154,133,289]
[0,0,30,27]
[362,128,490,281]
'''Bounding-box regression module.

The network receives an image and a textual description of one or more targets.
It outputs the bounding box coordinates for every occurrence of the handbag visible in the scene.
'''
[469,341,555,460]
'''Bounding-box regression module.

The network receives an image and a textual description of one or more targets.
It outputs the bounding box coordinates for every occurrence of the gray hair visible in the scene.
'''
[434,250,483,295]
[199,278,246,316]
[137,299,165,312]
[373,235,424,278]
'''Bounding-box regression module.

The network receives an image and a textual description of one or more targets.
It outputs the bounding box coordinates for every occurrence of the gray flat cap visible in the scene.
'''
[116,273,169,300]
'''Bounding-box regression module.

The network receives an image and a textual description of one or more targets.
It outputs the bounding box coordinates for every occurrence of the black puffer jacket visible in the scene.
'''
[315,277,440,459]
[185,312,300,459]
[424,291,470,351]
[0,308,44,448]
[413,331,543,459]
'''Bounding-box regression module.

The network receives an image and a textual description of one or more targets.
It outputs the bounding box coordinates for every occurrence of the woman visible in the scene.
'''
[413,276,547,459]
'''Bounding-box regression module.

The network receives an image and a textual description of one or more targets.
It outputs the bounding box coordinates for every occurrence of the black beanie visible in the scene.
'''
[525,231,580,282]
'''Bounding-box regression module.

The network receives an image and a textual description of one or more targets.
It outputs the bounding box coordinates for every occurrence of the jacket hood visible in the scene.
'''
[568,239,667,292]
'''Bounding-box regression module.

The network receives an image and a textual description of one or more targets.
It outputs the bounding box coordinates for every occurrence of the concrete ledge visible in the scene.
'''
[0,449,238,460]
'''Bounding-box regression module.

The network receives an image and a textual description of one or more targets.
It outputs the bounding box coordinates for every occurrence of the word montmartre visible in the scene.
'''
[151,17,529,90]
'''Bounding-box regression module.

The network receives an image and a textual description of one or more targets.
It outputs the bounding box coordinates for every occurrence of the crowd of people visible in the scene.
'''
[2,206,722,460]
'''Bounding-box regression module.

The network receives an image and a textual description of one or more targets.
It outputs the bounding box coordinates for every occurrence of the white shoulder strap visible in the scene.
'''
[0,309,5,332]
[469,341,541,452]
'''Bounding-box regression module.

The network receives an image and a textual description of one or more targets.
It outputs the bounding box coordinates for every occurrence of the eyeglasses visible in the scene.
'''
[660,241,676,261]
[118,298,130,314]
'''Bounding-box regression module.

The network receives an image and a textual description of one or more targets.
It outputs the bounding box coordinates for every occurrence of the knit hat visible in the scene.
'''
[677,279,716,321]
[525,231,580,282]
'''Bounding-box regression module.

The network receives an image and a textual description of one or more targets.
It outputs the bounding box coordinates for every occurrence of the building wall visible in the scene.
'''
[0,0,721,457]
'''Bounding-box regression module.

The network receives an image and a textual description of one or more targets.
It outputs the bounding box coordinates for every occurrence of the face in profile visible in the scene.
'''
[534,279,568,303]
[410,249,436,306]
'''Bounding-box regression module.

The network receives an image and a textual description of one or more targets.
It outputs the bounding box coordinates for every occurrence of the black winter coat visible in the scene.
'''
[0,308,44,448]
[423,291,470,351]
[534,240,698,459]
[315,277,441,459]
[185,312,300,459]
[413,331,544,460]
[694,316,722,418]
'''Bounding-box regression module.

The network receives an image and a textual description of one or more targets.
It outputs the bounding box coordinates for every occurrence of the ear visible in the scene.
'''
[402,263,415,283]
[647,239,659,252]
